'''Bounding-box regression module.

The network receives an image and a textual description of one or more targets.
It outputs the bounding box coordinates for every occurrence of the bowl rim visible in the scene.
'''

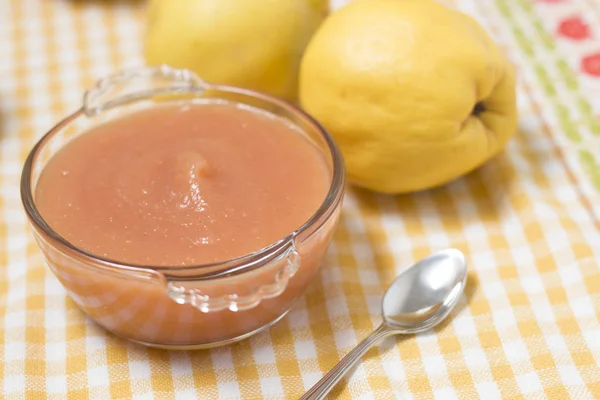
[20,83,346,279]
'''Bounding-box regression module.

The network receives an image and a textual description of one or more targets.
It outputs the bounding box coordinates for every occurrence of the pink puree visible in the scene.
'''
[36,102,330,266]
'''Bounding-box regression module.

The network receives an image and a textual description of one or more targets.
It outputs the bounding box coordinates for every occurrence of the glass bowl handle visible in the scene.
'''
[165,245,301,313]
[83,64,209,117]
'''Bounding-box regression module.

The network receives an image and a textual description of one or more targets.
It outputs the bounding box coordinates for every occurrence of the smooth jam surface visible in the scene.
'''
[36,102,330,266]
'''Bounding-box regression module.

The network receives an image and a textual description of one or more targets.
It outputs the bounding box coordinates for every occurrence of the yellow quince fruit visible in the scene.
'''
[144,0,328,101]
[300,0,518,193]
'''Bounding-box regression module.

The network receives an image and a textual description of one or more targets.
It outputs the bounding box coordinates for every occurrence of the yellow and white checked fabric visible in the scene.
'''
[1,0,600,399]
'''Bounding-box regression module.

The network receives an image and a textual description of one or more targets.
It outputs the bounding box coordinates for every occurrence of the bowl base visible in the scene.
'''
[124,307,293,350]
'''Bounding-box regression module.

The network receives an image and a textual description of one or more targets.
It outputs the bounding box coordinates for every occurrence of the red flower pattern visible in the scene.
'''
[557,16,591,40]
[582,53,600,77]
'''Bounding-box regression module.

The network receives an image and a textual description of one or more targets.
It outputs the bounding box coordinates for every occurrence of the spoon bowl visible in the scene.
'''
[383,248,467,332]
[300,248,468,400]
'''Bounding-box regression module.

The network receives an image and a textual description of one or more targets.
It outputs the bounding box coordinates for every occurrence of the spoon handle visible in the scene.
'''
[299,323,396,400]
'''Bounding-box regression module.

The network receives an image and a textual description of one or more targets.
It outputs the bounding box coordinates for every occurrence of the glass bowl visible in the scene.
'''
[21,65,345,349]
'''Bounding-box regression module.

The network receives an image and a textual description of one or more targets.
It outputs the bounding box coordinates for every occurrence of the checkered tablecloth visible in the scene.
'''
[1,0,600,399]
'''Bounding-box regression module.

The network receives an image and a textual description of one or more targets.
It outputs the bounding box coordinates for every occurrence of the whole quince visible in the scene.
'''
[144,0,328,101]
[300,0,518,193]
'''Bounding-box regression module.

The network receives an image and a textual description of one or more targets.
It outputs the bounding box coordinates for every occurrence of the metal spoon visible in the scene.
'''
[300,248,468,400]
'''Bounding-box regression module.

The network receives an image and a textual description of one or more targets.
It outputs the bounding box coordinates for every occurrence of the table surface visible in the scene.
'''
[1,0,600,399]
